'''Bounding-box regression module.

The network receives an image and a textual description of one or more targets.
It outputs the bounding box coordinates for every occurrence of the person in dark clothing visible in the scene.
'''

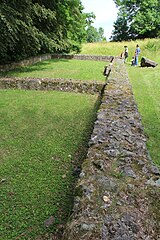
[124,45,128,62]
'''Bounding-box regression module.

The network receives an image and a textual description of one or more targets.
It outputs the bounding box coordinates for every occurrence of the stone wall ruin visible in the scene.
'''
[0,55,159,240]
[0,54,113,72]
[0,77,105,95]
[62,58,160,240]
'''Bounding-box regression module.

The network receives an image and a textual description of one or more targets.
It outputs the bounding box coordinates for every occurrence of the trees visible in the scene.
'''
[98,27,106,42]
[0,0,86,64]
[111,0,160,41]
[85,12,105,43]
[86,26,106,43]
[86,26,99,43]
[0,0,40,63]
[111,7,129,42]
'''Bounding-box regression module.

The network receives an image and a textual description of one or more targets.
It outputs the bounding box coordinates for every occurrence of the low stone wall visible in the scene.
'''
[63,58,160,239]
[0,54,52,72]
[0,77,105,95]
[52,54,114,62]
[0,54,113,72]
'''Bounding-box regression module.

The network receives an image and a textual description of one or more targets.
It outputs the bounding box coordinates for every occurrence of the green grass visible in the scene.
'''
[127,64,160,166]
[81,38,160,62]
[0,59,107,82]
[0,89,98,239]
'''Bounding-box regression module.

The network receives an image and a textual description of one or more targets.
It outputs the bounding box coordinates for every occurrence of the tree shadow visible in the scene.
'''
[0,58,70,76]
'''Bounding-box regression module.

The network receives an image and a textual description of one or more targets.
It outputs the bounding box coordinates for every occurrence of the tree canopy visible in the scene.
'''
[111,0,160,41]
[0,0,86,64]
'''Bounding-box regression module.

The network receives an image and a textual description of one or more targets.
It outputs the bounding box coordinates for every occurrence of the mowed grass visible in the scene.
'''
[127,65,160,166]
[0,59,107,82]
[0,89,98,239]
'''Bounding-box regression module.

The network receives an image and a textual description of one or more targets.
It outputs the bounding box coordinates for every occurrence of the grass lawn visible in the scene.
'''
[127,64,160,166]
[0,59,107,83]
[0,89,98,239]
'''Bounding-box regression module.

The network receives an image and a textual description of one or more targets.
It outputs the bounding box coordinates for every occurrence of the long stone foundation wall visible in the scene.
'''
[0,54,52,72]
[52,54,114,62]
[63,58,160,240]
[0,54,113,72]
[0,77,105,95]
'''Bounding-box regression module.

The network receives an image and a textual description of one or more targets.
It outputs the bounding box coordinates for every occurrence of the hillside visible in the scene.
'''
[81,38,160,63]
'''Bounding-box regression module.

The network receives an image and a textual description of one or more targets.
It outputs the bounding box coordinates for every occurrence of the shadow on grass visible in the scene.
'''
[35,92,104,239]
[57,91,104,238]
[0,59,70,76]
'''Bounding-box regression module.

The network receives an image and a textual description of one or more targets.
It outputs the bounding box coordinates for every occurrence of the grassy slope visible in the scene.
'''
[0,90,98,239]
[81,38,160,166]
[0,59,106,82]
[81,38,160,62]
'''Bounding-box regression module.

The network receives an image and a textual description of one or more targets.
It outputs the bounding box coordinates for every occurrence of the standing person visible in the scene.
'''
[124,45,128,62]
[135,44,140,66]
